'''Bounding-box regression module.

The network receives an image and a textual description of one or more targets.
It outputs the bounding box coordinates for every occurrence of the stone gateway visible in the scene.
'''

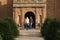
[13,0,46,29]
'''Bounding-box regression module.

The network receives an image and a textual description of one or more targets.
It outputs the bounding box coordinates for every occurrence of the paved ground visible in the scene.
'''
[15,29,44,40]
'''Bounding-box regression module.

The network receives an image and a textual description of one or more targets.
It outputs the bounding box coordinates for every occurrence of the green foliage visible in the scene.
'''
[41,17,53,37]
[0,35,2,40]
[3,18,19,37]
[41,17,60,40]
[0,20,14,40]
[0,18,19,40]
[56,20,60,40]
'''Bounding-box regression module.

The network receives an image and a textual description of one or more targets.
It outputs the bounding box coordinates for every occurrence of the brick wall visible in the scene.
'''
[47,0,60,19]
[0,0,13,19]
[47,0,55,17]
[55,0,60,19]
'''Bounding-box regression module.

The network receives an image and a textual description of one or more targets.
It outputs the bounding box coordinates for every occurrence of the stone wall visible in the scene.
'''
[47,0,55,17]
[0,0,13,19]
[55,0,60,19]
[47,0,60,19]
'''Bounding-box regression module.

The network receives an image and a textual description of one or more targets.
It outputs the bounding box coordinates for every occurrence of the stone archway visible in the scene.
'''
[25,11,36,28]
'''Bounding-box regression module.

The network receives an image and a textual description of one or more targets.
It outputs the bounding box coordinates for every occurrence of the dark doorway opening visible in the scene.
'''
[25,11,35,28]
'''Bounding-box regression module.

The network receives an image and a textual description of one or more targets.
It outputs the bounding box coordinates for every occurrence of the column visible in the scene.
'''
[42,5,46,24]
[21,8,25,29]
[35,8,40,29]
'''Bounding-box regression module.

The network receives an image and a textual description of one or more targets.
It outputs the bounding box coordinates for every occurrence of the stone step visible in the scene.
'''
[15,29,44,40]
[19,29,41,37]
[15,36,44,40]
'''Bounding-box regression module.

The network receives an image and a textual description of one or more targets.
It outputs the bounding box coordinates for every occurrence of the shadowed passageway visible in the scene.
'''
[25,11,35,28]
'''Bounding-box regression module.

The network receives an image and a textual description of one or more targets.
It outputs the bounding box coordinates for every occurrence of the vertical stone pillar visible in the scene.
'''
[18,8,22,27]
[42,5,46,24]
[35,8,37,28]
[21,8,25,29]
[14,8,18,24]
[40,8,43,24]
[13,8,22,27]
[21,8,23,28]
[39,8,42,24]
[35,8,40,29]
[15,8,20,25]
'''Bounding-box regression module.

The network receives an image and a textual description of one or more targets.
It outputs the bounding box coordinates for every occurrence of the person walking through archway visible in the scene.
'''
[29,17,33,29]
[25,17,29,30]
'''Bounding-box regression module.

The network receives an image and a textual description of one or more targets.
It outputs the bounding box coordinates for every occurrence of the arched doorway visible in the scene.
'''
[25,11,35,28]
